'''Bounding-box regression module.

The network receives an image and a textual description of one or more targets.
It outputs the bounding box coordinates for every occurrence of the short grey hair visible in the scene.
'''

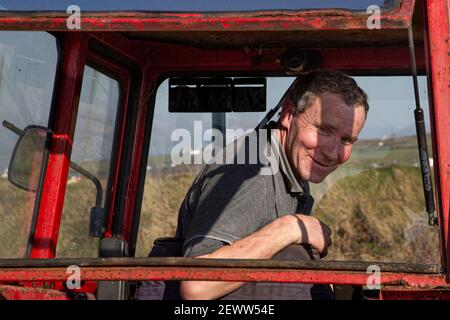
[286,70,369,116]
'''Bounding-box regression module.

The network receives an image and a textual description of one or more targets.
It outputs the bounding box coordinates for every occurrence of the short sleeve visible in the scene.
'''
[184,163,269,248]
[183,237,226,257]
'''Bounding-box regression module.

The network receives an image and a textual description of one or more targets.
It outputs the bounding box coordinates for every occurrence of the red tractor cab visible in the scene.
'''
[0,0,448,300]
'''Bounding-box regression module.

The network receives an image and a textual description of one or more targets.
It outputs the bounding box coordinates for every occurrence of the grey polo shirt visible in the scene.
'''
[175,124,315,257]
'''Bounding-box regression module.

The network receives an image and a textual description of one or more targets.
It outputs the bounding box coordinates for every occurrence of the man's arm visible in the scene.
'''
[180,213,332,300]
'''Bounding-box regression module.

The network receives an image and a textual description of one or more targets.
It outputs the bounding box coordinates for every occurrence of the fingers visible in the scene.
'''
[320,221,332,236]
[291,214,333,257]
[320,245,328,258]
[319,221,332,257]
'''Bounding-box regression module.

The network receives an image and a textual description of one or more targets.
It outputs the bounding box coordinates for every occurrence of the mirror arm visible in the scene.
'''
[2,120,24,136]
[69,162,103,207]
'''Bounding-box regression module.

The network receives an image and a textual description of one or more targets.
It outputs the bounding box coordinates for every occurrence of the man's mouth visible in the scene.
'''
[310,156,333,168]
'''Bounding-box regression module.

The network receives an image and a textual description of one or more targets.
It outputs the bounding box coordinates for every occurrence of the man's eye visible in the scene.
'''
[318,127,332,135]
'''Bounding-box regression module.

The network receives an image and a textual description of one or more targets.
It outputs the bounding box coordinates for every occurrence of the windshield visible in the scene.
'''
[136,75,439,266]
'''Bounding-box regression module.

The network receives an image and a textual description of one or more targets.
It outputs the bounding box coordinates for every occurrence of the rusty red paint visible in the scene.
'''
[144,44,424,73]
[0,267,446,289]
[0,0,445,299]
[0,285,71,300]
[0,4,415,32]
[30,33,88,259]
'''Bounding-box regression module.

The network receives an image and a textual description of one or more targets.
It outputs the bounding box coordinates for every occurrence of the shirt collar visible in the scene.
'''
[269,126,309,195]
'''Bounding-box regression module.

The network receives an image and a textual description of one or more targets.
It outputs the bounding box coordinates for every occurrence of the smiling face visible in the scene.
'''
[279,92,366,183]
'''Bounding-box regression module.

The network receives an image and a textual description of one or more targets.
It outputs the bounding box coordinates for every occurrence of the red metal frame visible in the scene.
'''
[424,0,450,279]
[85,42,137,240]
[0,285,72,300]
[0,0,448,299]
[30,33,88,259]
[121,68,157,243]
[0,266,446,288]
[0,2,414,32]
[144,44,425,74]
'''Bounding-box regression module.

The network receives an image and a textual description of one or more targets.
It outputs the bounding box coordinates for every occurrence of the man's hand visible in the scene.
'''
[289,214,332,257]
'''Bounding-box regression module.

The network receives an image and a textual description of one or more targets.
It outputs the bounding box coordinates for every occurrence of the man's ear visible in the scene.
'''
[279,99,295,129]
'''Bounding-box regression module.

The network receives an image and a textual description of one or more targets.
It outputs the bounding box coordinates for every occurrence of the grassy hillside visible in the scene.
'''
[312,165,439,263]
[0,182,35,258]
[134,164,440,264]
[136,168,200,256]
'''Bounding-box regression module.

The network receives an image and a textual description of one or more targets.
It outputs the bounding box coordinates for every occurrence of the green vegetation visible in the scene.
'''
[136,167,200,256]
[0,181,35,258]
[313,165,439,263]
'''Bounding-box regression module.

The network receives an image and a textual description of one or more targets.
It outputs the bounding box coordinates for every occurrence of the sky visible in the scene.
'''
[0,1,387,12]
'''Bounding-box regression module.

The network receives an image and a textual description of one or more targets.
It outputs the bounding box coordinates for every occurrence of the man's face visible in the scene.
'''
[281,92,366,183]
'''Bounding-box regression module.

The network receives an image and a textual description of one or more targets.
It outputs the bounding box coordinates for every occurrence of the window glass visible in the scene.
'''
[0,31,57,258]
[136,75,439,265]
[136,80,212,257]
[56,66,120,258]
[312,76,438,264]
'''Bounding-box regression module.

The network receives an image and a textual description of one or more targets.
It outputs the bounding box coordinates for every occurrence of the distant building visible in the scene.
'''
[1,168,7,179]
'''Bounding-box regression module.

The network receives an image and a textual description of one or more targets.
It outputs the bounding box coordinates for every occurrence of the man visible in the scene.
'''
[144,70,368,300]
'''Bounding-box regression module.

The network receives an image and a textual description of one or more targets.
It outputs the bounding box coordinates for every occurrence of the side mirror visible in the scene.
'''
[4,120,107,238]
[8,125,47,192]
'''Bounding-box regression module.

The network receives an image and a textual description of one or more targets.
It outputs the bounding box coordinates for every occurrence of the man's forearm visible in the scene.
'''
[180,215,298,300]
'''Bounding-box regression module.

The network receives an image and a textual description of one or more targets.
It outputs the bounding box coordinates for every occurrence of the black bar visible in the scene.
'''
[2,120,23,136]
[414,109,436,223]
[407,25,437,226]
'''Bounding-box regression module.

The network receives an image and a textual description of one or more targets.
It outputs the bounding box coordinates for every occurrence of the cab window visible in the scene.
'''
[136,75,439,265]
[56,65,120,258]
[0,31,58,258]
